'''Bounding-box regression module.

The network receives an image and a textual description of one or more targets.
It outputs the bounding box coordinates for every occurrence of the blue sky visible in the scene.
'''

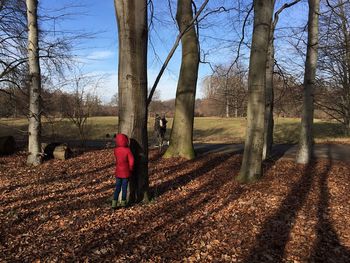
[40,0,309,103]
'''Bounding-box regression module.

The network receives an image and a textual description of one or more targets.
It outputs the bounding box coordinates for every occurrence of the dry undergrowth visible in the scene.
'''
[0,149,350,262]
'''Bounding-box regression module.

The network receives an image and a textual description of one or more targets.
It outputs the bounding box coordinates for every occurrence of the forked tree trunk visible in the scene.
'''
[26,0,42,166]
[114,0,149,203]
[296,0,320,164]
[263,0,302,160]
[237,0,274,183]
[163,0,199,160]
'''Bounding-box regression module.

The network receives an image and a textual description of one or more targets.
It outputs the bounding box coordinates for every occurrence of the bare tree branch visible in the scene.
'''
[147,0,209,106]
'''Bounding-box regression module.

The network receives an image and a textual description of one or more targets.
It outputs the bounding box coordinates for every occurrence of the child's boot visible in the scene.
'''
[111,200,118,209]
[120,200,127,207]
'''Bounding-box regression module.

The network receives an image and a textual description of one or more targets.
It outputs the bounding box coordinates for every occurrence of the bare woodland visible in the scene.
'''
[1,0,350,261]
[0,0,348,196]
[0,0,348,195]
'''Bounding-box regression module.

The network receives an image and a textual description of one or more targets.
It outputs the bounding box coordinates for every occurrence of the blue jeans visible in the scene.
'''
[114,178,128,201]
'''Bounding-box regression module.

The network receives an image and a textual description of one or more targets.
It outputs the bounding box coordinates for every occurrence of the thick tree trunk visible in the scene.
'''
[296,0,320,164]
[115,0,149,203]
[237,0,273,183]
[163,0,199,160]
[262,28,275,161]
[26,0,42,166]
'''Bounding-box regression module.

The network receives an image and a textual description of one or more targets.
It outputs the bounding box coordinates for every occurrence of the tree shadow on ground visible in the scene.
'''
[268,143,296,161]
[141,184,248,261]
[194,143,244,156]
[243,145,350,262]
[2,176,112,217]
[1,162,114,195]
[242,162,323,262]
[274,121,348,144]
[150,153,233,198]
[309,149,350,262]
[75,153,243,260]
[313,121,346,138]
[148,147,195,179]
[193,127,226,141]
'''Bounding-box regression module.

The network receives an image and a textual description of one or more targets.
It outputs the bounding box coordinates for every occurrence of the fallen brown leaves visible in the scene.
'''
[0,149,350,262]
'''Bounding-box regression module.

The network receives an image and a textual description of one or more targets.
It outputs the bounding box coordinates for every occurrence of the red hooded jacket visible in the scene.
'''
[114,134,134,178]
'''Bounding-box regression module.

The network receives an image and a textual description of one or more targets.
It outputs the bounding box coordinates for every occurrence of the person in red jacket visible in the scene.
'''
[112,133,134,209]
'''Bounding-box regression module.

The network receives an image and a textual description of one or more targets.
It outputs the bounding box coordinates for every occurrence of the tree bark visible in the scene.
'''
[262,0,301,160]
[296,0,320,164]
[339,1,350,135]
[262,25,275,161]
[226,79,230,118]
[26,0,42,166]
[114,0,149,203]
[163,0,199,160]
[237,0,273,183]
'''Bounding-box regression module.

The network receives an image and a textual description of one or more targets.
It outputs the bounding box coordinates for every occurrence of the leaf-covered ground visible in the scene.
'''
[0,149,350,262]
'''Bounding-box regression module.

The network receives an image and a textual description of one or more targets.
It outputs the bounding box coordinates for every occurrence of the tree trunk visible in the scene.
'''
[237,0,273,183]
[262,14,276,161]
[26,0,42,166]
[339,1,350,135]
[226,95,230,118]
[345,117,350,136]
[235,97,238,118]
[296,0,320,164]
[226,80,230,118]
[114,0,149,203]
[163,0,199,160]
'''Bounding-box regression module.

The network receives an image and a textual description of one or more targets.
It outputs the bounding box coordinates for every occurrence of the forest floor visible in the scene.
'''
[1,147,350,262]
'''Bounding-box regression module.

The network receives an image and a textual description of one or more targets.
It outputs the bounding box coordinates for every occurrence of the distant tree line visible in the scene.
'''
[0,87,117,118]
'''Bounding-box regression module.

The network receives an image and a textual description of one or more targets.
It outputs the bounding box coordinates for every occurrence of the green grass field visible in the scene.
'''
[0,116,348,144]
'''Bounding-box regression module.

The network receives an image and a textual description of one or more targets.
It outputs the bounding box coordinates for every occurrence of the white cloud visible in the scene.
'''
[86,50,115,60]
[73,50,116,65]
